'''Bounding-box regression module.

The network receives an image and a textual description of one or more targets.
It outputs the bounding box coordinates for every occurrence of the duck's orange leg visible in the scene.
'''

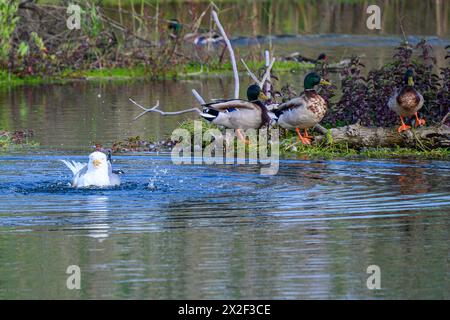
[236,129,250,145]
[397,116,411,133]
[303,129,314,139]
[296,128,311,145]
[414,113,426,127]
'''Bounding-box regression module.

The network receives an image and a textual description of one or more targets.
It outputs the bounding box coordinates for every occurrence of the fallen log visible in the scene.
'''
[314,123,450,149]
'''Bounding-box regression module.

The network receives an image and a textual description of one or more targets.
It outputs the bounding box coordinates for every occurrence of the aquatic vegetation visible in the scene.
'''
[117,118,449,160]
[0,130,38,149]
[281,135,450,160]
[111,135,177,152]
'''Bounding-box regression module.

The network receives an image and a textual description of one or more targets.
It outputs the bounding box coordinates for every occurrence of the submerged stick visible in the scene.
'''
[130,98,201,120]
[212,10,239,99]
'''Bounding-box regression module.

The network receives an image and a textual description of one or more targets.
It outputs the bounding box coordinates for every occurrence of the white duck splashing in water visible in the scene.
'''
[61,151,121,188]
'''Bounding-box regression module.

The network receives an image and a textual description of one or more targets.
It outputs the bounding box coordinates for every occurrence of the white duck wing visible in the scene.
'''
[60,160,87,176]
[72,165,89,187]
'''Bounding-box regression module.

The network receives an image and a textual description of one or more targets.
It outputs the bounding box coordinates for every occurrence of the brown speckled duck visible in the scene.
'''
[272,72,331,145]
[388,69,425,133]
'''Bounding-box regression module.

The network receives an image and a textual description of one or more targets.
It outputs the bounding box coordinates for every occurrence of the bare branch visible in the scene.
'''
[259,57,275,88]
[398,15,408,44]
[313,124,329,135]
[130,98,201,121]
[192,89,206,105]
[241,54,276,89]
[212,10,239,99]
[240,58,260,84]
[441,112,450,126]
[264,50,272,98]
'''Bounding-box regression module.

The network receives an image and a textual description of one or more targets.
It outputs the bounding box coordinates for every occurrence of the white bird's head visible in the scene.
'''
[88,151,108,171]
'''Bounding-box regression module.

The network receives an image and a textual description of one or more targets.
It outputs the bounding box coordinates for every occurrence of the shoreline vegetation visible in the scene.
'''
[107,119,450,160]
[1,1,449,159]
[1,125,449,160]
[0,130,38,150]
[0,1,316,87]
[0,60,313,87]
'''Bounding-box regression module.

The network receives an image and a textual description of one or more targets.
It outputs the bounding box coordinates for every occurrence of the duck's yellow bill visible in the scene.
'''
[258,91,269,100]
[93,159,102,168]
[320,79,332,86]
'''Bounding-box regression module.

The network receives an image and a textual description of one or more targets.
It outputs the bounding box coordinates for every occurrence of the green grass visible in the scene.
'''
[62,66,149,80]
[0,60,314,87]
[281,138,450,160]
[0,70,56,87]
[174,119,450,160]
[0,134,39,150]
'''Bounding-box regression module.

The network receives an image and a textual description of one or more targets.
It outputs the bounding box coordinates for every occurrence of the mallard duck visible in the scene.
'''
[272,72,331,145]
[284,52,328,64]
[168,19,223,46]
[201,84,270,141]
[388,69,425,133]
[168,19,182,38]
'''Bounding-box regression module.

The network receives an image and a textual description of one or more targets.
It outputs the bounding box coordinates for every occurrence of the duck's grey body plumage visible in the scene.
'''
[202,100,270,129]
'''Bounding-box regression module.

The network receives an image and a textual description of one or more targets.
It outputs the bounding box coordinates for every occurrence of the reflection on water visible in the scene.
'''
[0,154,449,299]
[85,196,110,241]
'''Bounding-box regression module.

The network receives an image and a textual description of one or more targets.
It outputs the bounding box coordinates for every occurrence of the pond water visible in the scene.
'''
[1,55,450,299]
[0,153,449,299]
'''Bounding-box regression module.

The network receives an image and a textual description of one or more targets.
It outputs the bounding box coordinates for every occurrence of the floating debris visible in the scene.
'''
[112,136,177,153]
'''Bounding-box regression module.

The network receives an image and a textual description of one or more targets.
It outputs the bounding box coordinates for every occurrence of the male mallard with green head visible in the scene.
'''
[200,84,270,141]
[272,72,331,145]
[388,69,425,133]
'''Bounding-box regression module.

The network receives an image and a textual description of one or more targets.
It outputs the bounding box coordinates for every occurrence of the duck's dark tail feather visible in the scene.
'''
[271,108,284,118]
[200,108,219,122]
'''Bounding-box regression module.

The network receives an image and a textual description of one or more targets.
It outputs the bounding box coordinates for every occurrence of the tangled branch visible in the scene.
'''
[130,99,201,120]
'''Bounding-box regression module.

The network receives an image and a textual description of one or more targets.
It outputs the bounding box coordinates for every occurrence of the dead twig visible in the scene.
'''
[441,112,450,125]
[240,58,260,83]
[130,99,201,121]
[212,10,239,99]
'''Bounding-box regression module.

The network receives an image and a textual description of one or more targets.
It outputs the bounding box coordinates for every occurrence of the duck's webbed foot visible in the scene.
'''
[397,116,411,133]
[414,113,426,127]
[397,124,411,133]
[296,128,312,145]
[303,129,314,139]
